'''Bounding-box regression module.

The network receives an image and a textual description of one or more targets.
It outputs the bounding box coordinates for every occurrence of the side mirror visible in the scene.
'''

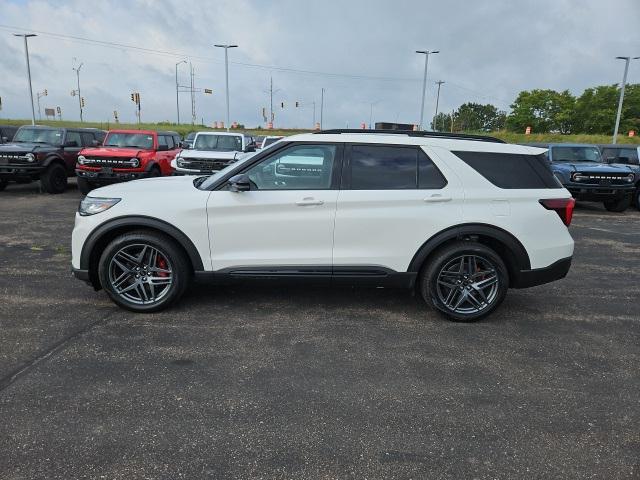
[91,139,99,147]
[244,144,256,153]
[228,173,251,192]
[157,144,169,151]
[64,140,79,147]
[1,136,8,143]
[181,142,190,149]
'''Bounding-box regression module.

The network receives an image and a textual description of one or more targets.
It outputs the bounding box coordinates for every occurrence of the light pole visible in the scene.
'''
[612,56,639,144]
[36,89,48,120]
[73,61,84,122]
[320,88,324,129]
[433,80,445,131]
[175,60,187,124]
[214,44,238,131]
[14,33,37,125]
[416,49,439,131]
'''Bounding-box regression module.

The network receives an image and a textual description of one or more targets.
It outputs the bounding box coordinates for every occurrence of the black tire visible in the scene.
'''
[0,179,7,191]
[98,230,191,312]
[635,188,640,211]
[40,163,68,194]
[419,241,509,322]
[603,195,631,213]
[77,176,94,195]
[149,166,161,177]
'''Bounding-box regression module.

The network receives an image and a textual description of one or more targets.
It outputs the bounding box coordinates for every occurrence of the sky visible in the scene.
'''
[1,0,639,129]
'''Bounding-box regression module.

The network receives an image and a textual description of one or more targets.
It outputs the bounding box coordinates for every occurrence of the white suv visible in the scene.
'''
[171,132,256,175]
[72,130,575,321]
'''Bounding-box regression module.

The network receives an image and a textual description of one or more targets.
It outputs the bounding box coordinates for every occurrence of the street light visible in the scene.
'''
[612,56,639,144]
[214,44,238,131]
[416,50,439,131]
[433,80,445,131]
[13,33,37,125]
[175,60,187,125]
[73,61,84,122]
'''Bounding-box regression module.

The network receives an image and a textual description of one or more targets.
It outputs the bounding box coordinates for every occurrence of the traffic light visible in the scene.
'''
[281,102,284,108]
[204,88,212,94]
[44,89,48,96]
[131,93,135,103]
[81,97,85,108]
[295,101,299,107]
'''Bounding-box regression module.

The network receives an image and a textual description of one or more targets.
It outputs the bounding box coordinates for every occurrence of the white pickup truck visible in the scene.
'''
[171,132,256,175]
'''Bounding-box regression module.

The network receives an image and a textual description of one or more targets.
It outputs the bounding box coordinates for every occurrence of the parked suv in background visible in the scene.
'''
[75,129,181,194]
[171,132,255,175]
[72,130,575,322]
[538,143,636,212]
[600,144,640,209]
[0,125,104,193]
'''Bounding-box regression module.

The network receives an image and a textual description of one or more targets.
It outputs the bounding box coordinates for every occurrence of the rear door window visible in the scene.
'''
[453,151,561,189]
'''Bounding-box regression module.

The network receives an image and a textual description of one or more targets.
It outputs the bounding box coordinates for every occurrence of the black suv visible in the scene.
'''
[0,125,105,193]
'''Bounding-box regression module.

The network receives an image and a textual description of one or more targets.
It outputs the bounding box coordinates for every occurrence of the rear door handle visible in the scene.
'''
[296,197,324,206]
[423,194,452,203]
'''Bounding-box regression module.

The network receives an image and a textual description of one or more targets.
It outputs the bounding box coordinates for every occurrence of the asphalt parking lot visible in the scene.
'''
[1,180,639,479]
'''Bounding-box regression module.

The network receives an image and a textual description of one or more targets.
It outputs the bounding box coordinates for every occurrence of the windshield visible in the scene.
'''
[13,128,64,145]
[194,134,243,152]
[552,146,602,163]
[103,132,154,149]
[197,154,255,190]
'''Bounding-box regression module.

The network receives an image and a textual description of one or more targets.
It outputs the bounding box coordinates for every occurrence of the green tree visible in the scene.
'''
[431,112,451,131]
[573,85,618,134]
[440,103,506,132]
[506,89,576,134]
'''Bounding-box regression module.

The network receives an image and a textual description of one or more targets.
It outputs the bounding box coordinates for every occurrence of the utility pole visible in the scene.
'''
[312,101,316,127]
[433,80,445,131]
[73,61,84,122]
[175,60,186,124]
[214,44,238,132]
[14,33,37,125]
[189,62,196,125]
[320,88,324,129]
[269,76,274,125]
[612,56,639,144]
[416,50,439,131]
[368,100,380,130]
[36,89,47,120]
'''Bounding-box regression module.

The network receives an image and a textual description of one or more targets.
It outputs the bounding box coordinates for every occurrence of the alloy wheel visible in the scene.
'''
[108,243,173,305]
[435,254,499,315]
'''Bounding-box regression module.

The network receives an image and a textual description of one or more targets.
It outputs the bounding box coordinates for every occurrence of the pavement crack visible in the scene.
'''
[0,309,114,393]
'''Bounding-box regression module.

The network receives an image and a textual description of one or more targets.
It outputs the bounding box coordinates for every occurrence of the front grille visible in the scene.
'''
[83,157,138,168]
[178,157,234,171]
[0,153,29,163]
[573,172,632,185]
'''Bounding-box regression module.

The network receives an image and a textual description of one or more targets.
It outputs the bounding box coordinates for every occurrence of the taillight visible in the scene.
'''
[539,198,576,226]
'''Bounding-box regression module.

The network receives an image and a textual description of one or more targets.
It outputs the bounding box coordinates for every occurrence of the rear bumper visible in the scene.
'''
[511,256,572,289]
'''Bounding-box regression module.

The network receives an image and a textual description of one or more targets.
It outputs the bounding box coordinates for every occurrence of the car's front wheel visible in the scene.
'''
[41,163,68,194]
[98,230,191,312]
[603,195,631,212]
[420,241,509,322]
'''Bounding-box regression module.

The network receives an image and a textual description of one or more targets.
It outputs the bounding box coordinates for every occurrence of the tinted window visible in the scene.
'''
[80,132,95,146]
[158,135,169,149]
[453,151,561,189]
[551,146,602,162]
[602,147,639,165]
[419,151,447,189]
[65,131,82,147]
[245,144,336,190]
[350,145,417,190]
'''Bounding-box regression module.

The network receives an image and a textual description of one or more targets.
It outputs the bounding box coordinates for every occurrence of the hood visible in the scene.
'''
[555,162,634,173]
[80,146,146,157]
[0,142,57,153]
[90,174,200,197]
[178,149,240,160]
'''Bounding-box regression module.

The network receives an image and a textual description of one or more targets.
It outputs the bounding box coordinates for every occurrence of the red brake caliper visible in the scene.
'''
[157,256,169,278]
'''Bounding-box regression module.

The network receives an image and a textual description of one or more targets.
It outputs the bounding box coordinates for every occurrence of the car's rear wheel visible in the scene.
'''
[420,241,509,322]
[98,231,191,312]
[603,195,631,212]
[77,177,94,195]
[41,163,68,194]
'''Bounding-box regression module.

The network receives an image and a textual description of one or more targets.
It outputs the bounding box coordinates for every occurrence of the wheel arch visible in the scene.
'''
[81,215,205,289]
[408,223,531,285]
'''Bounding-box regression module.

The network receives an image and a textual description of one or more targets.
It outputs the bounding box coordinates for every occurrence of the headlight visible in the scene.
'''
[78,197,121,216]
[571,173,587,182]
[177,158,187,167]
[129,157,140,168]
[625,173,635,183]
[25,153,36,163]
[77,155,86,165]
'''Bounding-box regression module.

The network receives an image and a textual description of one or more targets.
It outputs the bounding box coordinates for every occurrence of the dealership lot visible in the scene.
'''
[0,181,639,478]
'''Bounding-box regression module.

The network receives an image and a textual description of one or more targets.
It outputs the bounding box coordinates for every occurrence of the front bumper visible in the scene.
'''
[0,163,44,178]
[565,183,634,200]
[76,168,153,183]
[511,256,572,289]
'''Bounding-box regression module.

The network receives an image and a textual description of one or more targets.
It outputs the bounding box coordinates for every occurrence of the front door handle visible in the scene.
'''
[423,194,452,203]
[296,197,324,206]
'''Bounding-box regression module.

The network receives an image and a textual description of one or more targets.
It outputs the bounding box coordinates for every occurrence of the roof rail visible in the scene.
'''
[312,129,506,144]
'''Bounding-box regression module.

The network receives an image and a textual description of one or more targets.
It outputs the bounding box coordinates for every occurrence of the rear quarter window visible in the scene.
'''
[452,151,562,189]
